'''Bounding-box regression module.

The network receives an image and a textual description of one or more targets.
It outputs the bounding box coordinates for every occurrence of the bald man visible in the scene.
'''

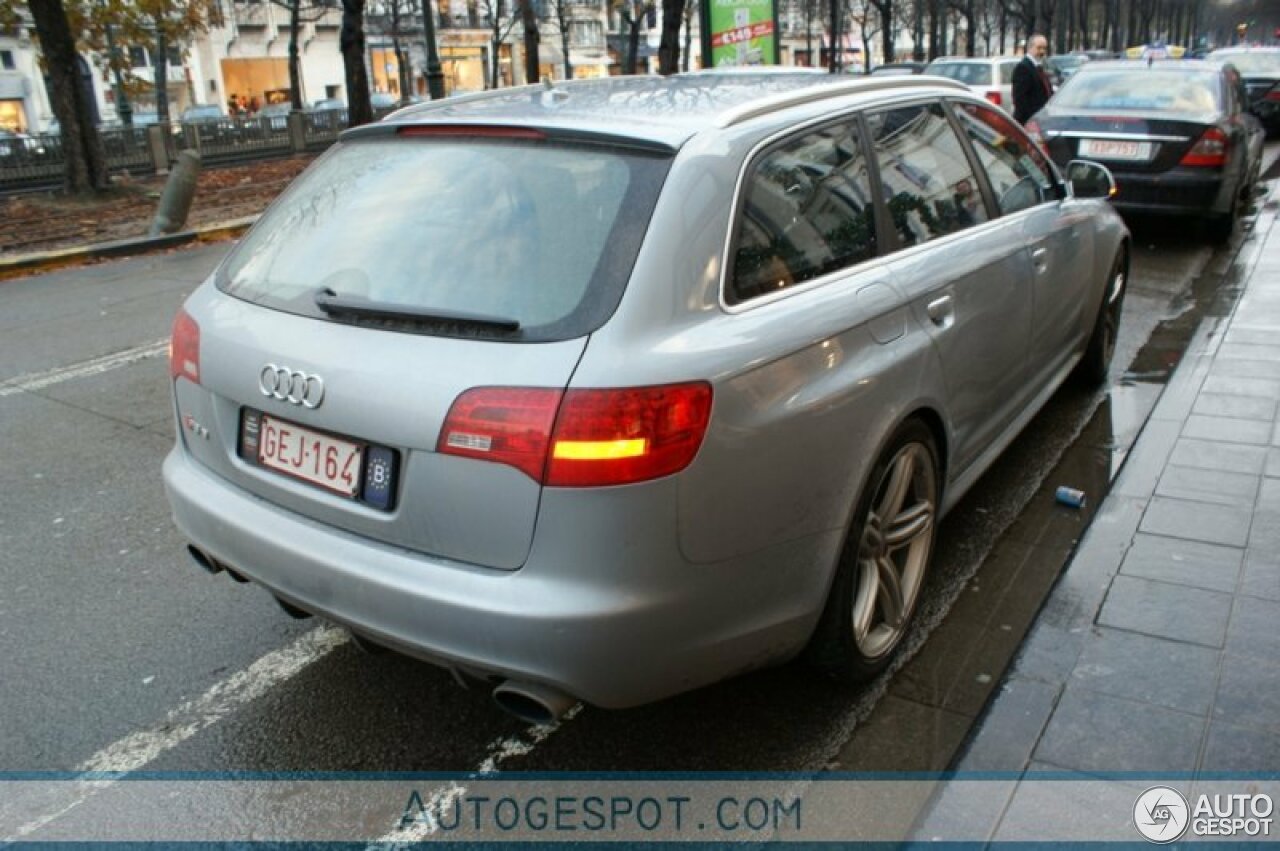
[1012,35,1053,124]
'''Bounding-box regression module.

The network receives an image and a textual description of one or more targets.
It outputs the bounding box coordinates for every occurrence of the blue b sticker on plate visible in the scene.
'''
[362,446,396,511]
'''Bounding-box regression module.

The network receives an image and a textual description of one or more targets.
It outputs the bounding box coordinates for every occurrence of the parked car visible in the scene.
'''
[370,91,400,109]
[258,102,293,131]
[1046,52,1089,85]
[1026,59,1265,243]
[307,98,347,130]
[180,104,225,124]
[163,72,1129,722]
[0,128,46,160]
[924,56,1022,111]
[1207,46,1280,135]
[868,61,926,76]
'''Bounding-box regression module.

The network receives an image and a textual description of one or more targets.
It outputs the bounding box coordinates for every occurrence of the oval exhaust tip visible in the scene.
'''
[492,681,577,726]
[186,545,220,574]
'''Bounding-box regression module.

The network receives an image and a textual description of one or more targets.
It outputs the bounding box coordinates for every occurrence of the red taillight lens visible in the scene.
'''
[436,387,562,482]
[1265,88,1280,103]
[169,308,200,384]
[985,91,1002,106]
[437,382,714,487]
[547,383,713,487]
[1180,127,1228,167]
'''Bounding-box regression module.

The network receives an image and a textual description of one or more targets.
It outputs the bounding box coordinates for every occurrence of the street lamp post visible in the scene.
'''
[102,9,134,125]
[421,0,446,99]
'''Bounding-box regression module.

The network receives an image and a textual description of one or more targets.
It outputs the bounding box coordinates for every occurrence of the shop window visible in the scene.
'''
[1,50,15,71]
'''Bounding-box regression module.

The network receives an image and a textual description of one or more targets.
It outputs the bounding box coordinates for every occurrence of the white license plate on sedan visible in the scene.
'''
[1078,139,1152,161]
[258,414,363,497]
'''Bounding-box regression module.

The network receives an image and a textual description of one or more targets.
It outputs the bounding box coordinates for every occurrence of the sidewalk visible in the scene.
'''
[916,188,1280,834]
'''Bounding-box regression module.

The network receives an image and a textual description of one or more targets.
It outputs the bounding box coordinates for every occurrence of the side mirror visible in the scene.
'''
[1066,159,1116,200]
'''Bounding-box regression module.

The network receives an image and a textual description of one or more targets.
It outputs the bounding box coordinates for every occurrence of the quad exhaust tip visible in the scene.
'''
[186,545,220,574]
[492,680,577,726]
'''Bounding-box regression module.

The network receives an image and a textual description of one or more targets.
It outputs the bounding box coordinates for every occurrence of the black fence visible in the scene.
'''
[0,107,399,194]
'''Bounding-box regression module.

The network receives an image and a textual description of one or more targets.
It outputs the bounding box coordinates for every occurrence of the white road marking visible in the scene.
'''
[7,625,349,841]
[375,704,583,845]
[0,339,169,398]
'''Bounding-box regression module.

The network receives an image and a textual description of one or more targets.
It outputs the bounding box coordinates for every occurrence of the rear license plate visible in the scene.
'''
[1078,139,1152,161]
[257,414,363,497]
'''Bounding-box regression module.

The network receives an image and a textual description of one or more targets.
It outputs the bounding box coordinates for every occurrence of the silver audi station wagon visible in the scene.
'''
[164,72,1129,723]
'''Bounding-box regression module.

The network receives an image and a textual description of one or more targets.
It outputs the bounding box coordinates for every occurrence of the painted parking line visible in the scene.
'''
[6,625,349,841]
[0,339,169,398]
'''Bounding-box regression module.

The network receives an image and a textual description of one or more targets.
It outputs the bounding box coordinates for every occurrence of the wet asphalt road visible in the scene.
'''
[0,173,1271,783]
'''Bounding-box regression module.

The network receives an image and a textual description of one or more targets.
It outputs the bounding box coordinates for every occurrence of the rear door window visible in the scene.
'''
[951,101,1056,215]
[217,136,670,341]
[866,101,989,249]
[729,117,878,304]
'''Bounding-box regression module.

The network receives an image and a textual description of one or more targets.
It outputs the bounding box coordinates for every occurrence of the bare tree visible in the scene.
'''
[947,0,976,53]
[518,0,538,82]
[614,0,652,74]
[850,0,879,66]
[477,0,519,86]
[544,0,573,78]
[267,0,333,109]
[341,0,373,125]
[27,0,107,193]
[656,0,682,73]
[368,0,417,98]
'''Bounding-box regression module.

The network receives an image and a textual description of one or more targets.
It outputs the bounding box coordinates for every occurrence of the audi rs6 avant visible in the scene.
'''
[163,71,1129,722]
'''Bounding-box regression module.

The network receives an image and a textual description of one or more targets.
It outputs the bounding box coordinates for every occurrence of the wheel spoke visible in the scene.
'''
[852,556,878,642]
[876,451,915,522]
[885,499,934,549]
[876,555,905,627]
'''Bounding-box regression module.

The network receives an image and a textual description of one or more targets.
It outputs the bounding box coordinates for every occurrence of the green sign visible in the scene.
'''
[701,0,778,67]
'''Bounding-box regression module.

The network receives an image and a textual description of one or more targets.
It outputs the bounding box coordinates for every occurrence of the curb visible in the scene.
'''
[0,214,259,282]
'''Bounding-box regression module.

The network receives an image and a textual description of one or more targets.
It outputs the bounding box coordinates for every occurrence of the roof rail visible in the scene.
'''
[716,76,969,128]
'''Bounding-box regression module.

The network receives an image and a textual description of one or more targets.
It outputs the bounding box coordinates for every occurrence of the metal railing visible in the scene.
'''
[0,108,407,194]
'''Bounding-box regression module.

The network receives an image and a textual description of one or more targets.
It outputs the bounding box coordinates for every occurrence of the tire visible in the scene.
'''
[1076,248,1127,387]
[1206,194,1237,245]
[806,419,941,682]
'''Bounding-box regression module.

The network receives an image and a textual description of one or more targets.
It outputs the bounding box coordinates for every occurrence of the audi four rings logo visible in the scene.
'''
[259,365,325,408]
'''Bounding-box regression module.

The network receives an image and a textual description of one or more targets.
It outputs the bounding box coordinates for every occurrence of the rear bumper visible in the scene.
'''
[162,447,835,708]
[1108,168,1235,218]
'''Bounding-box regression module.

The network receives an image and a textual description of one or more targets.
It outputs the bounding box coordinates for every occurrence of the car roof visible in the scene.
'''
[372,72,969,150]
[1076,59,1230,72]
[1210,46,1280,53]
[928,56,1016,63]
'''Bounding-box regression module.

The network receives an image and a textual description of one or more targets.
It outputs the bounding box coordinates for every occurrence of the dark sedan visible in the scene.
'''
[1026,60,1264,243]
[1209,46,1280,135]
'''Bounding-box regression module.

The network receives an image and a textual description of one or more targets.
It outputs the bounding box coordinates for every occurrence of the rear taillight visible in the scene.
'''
[436,387,562,482]
[169,308,200,384]
[437,383,713,487]
[985,91,1002,106]
[1180,127,1228,167]
[1265,87,1280,102]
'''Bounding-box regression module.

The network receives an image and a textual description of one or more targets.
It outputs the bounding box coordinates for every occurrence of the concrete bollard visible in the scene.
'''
[149,149,202,237]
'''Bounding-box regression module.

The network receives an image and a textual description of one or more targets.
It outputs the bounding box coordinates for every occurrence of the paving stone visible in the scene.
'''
[1241,549,1280,602]
[1154,465,1260,509]
[1268,448,1280,478]
[1070,627,1220,715]
[1168,438,1268,475]
[1119,534,1243,593]
[1200,375,1280,399]
[1212,654,1280,736]
[1218,342,1280,362]
[1033,686,1204,773]
[1113,423,1179,497]
[954,677,1060,772]
[1209,359,1280,380]
[1183,414,1273,445]
[1138,496,1252,548]
[1192,393,1277,422]
[833,695,973,772]
[1201,722,1280,771]
[1225,595,1280,663]
[1097,575,1232,648]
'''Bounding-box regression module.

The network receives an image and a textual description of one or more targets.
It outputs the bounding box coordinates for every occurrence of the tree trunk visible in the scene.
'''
[154,22,171,124]
[342,0,374,125]
[519,0,538,83]
[912,0,924,60]
[289,0,303,108]
[625,15,641,73]
[682,0,692,69]
[560,15,572,79]
[28,0,106,194]
[657,0,683,73]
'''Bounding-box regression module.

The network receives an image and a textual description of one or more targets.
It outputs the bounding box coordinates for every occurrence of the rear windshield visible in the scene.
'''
[928,62,993,86]
[1053,68,1222,113]
[218,136,670,341]
[1211,51,1280,74]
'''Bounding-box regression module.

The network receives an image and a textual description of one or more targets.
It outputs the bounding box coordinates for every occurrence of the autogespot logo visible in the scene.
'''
[1134,786,1190,843]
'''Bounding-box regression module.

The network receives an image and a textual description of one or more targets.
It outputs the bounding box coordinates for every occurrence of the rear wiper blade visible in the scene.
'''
[313,288,520,332]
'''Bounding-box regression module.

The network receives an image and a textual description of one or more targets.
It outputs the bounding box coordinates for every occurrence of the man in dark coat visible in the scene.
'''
[1012,35,1053,124]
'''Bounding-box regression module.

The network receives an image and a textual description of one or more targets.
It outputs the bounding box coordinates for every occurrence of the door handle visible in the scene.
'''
[1031,247,1048,262]
[926,295,954,327]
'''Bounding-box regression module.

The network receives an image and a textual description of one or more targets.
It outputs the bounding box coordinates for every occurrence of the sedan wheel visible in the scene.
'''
[807,419,940,680]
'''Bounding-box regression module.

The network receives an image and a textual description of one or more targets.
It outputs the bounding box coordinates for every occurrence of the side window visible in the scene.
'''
[730,119,877,303]
[952,101,1056,215]
[866,101,989,250]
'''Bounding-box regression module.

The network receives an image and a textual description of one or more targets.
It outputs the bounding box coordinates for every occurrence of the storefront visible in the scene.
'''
[219,57,290,110]
[0,75,30,132]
